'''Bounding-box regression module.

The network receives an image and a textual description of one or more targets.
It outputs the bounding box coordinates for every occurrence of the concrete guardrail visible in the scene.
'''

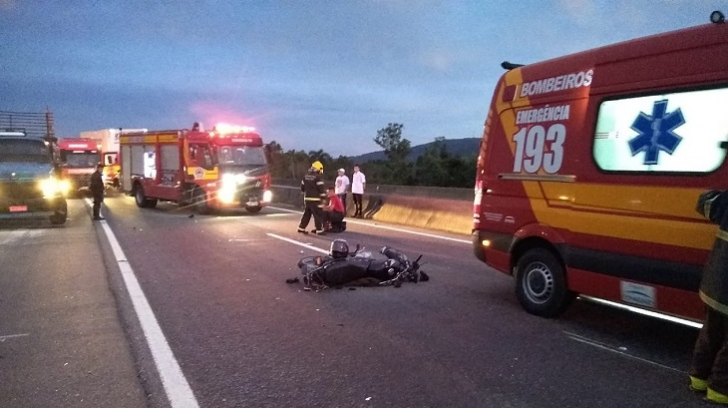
[271,181,473,236]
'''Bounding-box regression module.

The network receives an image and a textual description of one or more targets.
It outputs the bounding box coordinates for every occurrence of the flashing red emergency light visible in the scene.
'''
[214,123,256,134]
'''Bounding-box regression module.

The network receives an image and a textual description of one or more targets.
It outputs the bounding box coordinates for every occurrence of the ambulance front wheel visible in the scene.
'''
[515,247,574,318]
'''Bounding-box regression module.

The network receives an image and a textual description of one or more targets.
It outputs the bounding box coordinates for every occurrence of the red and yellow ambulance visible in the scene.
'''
[473,16,728,322]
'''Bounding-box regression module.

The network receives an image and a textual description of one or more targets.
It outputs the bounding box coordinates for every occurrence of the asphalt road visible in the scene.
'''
[0,195,715,408]
[0,198,147,408]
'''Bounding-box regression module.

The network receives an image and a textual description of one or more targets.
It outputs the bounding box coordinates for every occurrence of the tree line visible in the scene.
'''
[263,123,477,188]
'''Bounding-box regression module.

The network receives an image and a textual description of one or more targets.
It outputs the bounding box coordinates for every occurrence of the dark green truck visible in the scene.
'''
[0,131,68,225]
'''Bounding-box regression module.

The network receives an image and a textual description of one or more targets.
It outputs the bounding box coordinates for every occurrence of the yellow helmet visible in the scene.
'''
[312,161,324,172]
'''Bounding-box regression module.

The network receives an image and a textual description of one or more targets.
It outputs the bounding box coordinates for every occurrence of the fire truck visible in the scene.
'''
[57,138,101,193]
[119,123,272,214]
[80,128,147,189]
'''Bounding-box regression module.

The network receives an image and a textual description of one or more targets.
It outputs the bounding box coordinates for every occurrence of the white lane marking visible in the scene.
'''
[564,331,684,373]
[0,333,30,341]
[1,229,28,245]
[85,199,199,408]
[267,233,329,255]
[228,238,268,242]
[268,205,471,244]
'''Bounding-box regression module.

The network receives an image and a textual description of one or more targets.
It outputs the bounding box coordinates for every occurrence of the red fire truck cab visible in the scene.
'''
[57,138,102,193]
[120,123,272,214]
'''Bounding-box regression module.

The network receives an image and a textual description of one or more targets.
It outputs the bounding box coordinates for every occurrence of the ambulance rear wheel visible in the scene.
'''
[515,247,574,318]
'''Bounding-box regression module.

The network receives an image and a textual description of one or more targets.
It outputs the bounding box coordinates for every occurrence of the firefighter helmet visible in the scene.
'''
[312,161,324,172]
[329,239,349,259]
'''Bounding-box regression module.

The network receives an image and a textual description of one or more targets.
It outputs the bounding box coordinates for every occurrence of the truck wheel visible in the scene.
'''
[246,206,262,214]
[134,184,148,208]
[49,200,68,225]
[194,189,210,215]
[515,247,574,318]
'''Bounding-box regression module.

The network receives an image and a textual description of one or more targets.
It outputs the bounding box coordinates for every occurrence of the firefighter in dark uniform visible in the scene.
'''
[90,163,105,220]
[690,190,728,404]
[297,161,327,235]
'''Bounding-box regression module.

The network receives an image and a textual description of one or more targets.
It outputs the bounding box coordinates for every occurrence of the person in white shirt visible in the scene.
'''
[334,168,350,214]
[351,164,366,218]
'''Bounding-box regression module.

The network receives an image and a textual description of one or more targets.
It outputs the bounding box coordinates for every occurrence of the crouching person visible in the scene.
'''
[690,190,728,404]
[323,186,346,232]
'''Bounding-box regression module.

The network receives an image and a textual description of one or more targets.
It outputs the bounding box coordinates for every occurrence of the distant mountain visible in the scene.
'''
[348,137,480,164]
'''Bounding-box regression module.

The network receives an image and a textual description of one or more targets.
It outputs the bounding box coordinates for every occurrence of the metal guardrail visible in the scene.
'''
[0,110,55,140]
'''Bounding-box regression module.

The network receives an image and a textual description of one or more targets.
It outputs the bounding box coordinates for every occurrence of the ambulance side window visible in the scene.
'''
[593,86,728,173]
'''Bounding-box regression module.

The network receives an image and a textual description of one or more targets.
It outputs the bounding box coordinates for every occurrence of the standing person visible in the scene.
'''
[335,168,350,214]
[351,164,366,218]
[297,161,327,235]
[90,163,105,221]
[689,190,728,404]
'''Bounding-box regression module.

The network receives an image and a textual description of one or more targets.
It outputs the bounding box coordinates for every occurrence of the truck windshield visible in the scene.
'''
[216,146,267,167]
[61,151,99,168]
[0,139,52,163]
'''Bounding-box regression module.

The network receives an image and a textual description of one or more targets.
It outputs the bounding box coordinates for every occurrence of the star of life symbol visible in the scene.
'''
[628,99,685,165]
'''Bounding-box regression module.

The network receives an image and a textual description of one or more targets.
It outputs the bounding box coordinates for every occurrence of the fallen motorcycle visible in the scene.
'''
[295,239,428,290]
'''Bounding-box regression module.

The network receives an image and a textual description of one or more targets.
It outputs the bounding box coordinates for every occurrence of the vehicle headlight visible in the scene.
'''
[263,190,273,202]
[218,183,237,204]
[39,178,70,198]
[222,173,236,185]
[222,173,248,185]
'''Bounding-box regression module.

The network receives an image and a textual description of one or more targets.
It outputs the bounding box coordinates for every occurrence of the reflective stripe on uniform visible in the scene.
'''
[304,197,321,201]
[700,290,728,316]
[718,229,728,243]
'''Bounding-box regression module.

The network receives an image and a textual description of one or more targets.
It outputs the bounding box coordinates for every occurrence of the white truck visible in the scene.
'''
[80,128,146,188]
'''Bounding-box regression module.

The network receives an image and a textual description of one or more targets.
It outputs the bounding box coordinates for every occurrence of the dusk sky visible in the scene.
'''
[1,0,725,157]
